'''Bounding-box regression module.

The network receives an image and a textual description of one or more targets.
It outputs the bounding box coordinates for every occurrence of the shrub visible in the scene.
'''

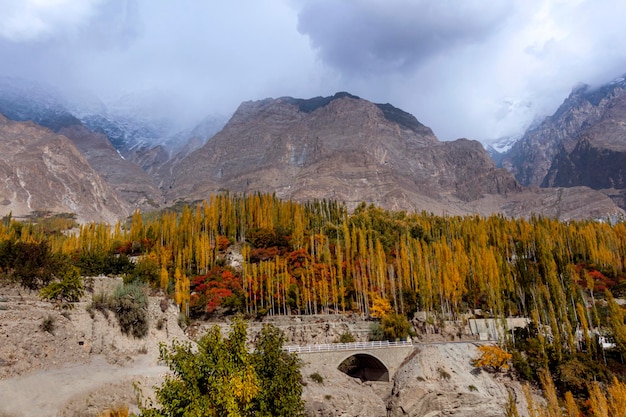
[338,331,356,343]
[381,313,413,340]
[112,282,149,338]
[437,367,451,380]
[369,322,384,341]
[177,312,189,330]
[98,405,129,417]
[468,385,478,392]
[40,315,55,334]
[156,317,166,330]
[472,345,512,372]
[88,291,112,318]
[39,265,84,309]
[310,372,324,384]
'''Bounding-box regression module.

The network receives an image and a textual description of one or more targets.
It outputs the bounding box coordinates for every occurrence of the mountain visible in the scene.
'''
[0,77,621,222]
[0,114,128,223]
[165,93,622,220]
[502,76,626,209]
[0,78,163,212]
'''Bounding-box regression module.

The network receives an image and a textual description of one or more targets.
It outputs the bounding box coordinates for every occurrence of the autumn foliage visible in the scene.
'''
[472,345,512,372]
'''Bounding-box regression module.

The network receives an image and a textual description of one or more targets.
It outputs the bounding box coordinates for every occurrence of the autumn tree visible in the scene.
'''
[472,345,512,372]
[136,319,304,417]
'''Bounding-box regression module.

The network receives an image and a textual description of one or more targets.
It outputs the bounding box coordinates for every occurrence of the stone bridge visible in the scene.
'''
[284,340,416,382]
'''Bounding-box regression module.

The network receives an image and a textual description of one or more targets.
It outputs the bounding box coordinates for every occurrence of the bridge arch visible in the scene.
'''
[337,352,390,382]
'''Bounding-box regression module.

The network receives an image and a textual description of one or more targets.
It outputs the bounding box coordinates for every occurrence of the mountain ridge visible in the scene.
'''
[501,73,626,210]
[0,78,623,222]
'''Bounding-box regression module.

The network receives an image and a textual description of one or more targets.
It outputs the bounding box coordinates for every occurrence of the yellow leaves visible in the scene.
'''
[230,366,260,406]
[369,292,392,319]
[606,376,626,417]
[159,266,169,290]
[589,381,609,417]
[472,345,512,371]
[587,376,626,417]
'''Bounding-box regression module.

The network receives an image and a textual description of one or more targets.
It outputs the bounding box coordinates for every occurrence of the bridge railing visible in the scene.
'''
[283,340,413,354]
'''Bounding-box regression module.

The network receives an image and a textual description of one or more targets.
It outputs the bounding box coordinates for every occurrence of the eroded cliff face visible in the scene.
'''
[0,114,129,223]
[57,124,163,212]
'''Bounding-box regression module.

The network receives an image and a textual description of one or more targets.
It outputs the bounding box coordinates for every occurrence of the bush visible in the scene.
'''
[98,405,129,417]
[381,313,413,341]
[369,322,385,341]
[437,367,451,380]
[112,282,149,338]
[472,345,512,372]
[40,315,55,334]
[88,291,112,318]
[338,331,356,343]
[310,372,324,384]
[39,265,84,309]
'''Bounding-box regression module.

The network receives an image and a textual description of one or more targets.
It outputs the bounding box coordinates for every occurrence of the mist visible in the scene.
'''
[1,0,626,142]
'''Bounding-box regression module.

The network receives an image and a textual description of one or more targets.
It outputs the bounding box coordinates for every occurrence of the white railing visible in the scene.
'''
[283,339,413,354]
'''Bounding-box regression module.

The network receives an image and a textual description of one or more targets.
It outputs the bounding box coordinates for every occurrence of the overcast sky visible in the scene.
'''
[1,0,626,142]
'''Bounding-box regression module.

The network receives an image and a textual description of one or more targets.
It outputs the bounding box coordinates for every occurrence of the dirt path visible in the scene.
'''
[0,355,168,417]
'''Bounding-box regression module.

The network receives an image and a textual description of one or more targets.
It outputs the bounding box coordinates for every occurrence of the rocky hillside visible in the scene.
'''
[0,114,128,223]
[0,79,623,221]
[0,278,528,417]
[0,79,164,214]
[56,124,163,212]
[502,76,626,210]
[164,92,621,219]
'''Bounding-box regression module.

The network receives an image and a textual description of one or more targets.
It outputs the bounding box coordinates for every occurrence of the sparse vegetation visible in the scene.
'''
[40,315,55,334]
[468,385,478,392]
[310,372,324,384]
[111,281,149,338]
[437,367,451,381]
[338,331,356,343]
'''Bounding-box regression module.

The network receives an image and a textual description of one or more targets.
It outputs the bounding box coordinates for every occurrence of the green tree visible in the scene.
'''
[137,318,304,417]
[381,313,412,341]
[252,324,305,416]
[39,265,84,309]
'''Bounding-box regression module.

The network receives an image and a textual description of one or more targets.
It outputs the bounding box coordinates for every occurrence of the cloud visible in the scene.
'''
[296,0,626,141]
[297,0,513,75]
[0,0,105,41]
[2,0,626,145]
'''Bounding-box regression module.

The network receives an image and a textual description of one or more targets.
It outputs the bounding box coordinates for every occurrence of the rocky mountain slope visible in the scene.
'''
[502,76,626,210]
[0,115,129,223]
[0,78,164,213]
[165,92,622,220]
[0,77,623,222]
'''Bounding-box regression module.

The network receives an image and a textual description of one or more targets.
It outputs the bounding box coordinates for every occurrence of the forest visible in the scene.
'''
[1,192,625,416]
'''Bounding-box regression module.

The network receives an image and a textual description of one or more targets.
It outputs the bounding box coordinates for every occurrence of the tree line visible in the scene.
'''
[1,194,626,413]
